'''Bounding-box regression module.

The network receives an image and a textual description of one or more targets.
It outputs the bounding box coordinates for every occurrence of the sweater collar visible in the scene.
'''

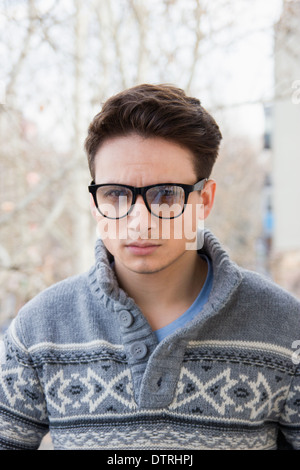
[198,230,243,318]
[89,229,243,317]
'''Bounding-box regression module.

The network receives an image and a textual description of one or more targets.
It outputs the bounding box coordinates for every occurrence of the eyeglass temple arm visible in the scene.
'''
[194,178,207,191]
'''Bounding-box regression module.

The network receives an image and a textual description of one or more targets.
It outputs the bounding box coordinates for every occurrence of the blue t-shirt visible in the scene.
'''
[154,255,213,342]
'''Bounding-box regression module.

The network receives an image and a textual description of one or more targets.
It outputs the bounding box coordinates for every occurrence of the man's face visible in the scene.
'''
[91,134,215,275]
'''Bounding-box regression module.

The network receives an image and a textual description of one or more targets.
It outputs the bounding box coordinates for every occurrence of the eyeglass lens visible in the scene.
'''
[95,185,186,218]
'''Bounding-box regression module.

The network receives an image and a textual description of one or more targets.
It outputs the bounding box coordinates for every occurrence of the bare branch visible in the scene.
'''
[0,155,83,227]
[186,0,205,93]
[129,0,149,84]
[6,0,37,101]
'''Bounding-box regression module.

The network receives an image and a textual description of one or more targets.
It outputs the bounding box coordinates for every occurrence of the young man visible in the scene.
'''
[0,84,299,450]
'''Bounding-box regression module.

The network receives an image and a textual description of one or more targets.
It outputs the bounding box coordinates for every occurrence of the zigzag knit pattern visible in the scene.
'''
[1,336,299,450]
[1,230,299,450]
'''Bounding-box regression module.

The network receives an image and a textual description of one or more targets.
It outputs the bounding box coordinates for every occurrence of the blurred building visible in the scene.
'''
[269,0,300,297]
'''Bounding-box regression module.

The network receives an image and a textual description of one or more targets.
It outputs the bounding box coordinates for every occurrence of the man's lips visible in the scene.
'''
[126,242,160,247]
[125,242,160,255]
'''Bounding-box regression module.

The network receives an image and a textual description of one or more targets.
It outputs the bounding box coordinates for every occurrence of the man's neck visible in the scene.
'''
[113,251,208,331]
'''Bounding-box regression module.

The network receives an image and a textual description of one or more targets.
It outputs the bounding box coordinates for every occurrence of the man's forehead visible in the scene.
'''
[93,134,197,184]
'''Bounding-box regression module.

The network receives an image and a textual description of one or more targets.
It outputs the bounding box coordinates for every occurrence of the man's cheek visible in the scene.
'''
[97,217,117,240]
[97,217,132,241]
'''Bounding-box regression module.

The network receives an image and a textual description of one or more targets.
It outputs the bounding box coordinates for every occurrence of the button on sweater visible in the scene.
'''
[0,230,299,450]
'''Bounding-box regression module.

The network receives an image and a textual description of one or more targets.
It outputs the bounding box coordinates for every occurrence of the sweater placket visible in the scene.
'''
[92,230,243,409]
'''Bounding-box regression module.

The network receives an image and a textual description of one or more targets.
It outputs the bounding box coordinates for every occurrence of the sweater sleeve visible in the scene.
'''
[0,319,49,450]
[279,364,300,450]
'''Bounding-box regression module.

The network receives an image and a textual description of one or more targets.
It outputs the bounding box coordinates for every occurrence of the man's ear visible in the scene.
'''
[200,179,216,220]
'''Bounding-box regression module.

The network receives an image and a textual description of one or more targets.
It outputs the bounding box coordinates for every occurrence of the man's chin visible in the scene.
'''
[122,260,167,275]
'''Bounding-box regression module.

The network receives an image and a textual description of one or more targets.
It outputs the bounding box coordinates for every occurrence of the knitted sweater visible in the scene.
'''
[0,230,299,450]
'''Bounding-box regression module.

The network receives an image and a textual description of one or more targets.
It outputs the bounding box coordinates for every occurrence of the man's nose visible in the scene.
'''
[127,195,160,239]
[128,194,150,219]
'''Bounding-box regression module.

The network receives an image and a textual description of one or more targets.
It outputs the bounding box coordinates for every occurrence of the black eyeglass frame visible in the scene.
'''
[88,178,207,219]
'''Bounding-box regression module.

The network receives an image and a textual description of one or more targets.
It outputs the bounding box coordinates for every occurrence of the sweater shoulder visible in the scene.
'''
[11,269,98,348]
[240,268,300,308]
[237,268,300,334]
[20,270,91,312]
[202,265,300,347]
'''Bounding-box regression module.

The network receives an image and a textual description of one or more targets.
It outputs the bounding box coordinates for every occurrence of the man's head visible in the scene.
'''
[85,83,222,182]
[84,84,222,276]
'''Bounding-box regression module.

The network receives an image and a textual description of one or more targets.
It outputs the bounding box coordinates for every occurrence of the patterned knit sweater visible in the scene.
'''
[0,230,300,450]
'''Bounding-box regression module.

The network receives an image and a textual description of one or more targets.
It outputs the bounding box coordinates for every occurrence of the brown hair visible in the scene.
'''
[84,84,222,180]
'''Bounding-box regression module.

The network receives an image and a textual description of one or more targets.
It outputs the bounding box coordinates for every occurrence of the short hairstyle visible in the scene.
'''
[84,84,222,180]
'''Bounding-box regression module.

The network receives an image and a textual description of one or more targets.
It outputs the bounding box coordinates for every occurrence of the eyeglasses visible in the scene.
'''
[88,178,207,219]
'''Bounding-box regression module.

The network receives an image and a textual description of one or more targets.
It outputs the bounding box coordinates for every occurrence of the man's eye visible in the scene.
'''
[161,189,175,196]
[156,188,176,199]
[104,190,129,198]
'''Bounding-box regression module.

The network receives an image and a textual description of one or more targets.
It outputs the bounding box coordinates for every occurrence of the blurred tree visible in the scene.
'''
[0,0,290,334]
[207,134,265,270]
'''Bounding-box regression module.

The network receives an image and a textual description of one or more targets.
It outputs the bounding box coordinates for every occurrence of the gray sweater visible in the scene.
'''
[0,230,299,450]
